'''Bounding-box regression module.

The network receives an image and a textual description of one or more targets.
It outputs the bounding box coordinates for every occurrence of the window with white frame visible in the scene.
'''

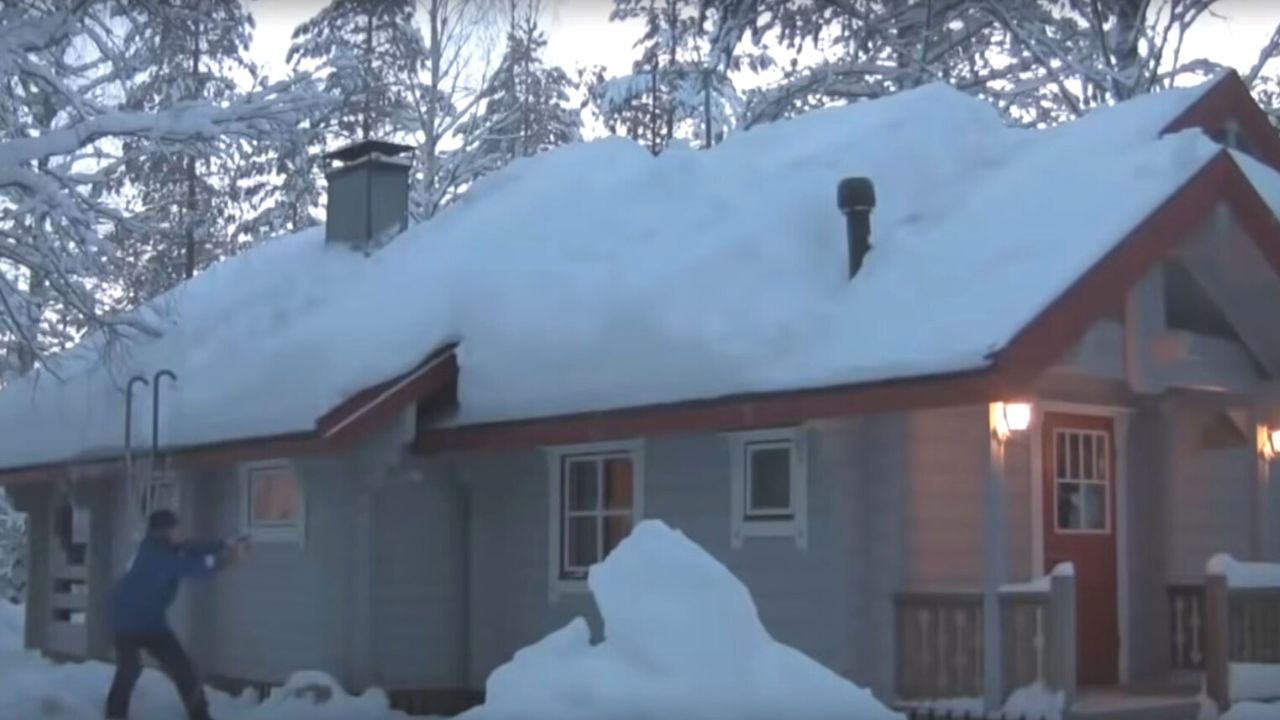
[240,460,305,543]
[548,442,643,589]
[138,475,179,519]
[729,428,808,548]
[1053,428,1110,533]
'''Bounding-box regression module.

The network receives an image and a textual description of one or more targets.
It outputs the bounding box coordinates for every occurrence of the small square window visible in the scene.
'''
[728,429,808,548]
[241,461,305,543]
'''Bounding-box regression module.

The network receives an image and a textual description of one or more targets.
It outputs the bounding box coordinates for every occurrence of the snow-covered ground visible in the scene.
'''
[458,520,900,720]
[0,600,423,720]
[0,522,899,719]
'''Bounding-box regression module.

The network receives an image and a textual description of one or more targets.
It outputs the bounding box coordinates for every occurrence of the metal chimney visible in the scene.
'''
[323,140,414,252]
[836,177,876,279]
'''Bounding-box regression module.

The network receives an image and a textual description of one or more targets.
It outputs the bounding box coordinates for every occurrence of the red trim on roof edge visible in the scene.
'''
[0,345,459,484]
[1164,70,1280,172]
[415,150,1280,454]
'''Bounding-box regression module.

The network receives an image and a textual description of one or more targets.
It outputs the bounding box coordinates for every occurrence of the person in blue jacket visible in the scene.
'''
[105,509,248,720]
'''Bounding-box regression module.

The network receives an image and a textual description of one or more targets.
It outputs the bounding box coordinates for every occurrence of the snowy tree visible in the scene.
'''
[236,73,327,241]
[288,0,430,146]
[591,0,746,152]
[979,0,1280,125]
[0,1,326,378]
[109,0,260,305]
[460,0,580,178]
[737,0,1020,127]
[409,0,504,218]
[0,491,24,604]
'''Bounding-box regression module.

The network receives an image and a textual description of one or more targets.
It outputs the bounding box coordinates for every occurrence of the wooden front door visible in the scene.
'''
[1042,413,1119,686]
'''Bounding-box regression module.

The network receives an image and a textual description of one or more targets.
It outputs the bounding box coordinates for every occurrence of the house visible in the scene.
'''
[3,69,1280,717]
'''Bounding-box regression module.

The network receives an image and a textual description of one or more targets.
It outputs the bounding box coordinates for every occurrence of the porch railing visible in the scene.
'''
[894,570,1076,708]
[1168,583,1206,671]
[896,591,985,700]
[1204,556,1280,712]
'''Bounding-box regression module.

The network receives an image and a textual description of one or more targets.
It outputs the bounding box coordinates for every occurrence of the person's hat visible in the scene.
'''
[147,509,179,533]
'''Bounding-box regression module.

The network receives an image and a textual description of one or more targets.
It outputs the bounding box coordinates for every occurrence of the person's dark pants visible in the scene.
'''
[105,628,211,720]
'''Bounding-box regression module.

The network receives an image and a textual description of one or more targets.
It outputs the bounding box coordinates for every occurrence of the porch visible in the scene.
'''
[891,396,1280,719]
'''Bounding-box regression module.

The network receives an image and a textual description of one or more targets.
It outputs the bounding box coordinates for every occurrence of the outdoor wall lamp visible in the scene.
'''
[991,401,1033,442]
[1259,425,1280,460]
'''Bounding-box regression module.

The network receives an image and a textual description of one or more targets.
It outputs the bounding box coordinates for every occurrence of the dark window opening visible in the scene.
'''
[1163,260,1240,340]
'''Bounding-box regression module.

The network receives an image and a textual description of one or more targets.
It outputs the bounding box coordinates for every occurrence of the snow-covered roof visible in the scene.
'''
[0,76,1275,471]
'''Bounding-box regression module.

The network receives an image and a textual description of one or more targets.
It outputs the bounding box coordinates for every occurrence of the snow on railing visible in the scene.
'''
[1204,555,1280,714]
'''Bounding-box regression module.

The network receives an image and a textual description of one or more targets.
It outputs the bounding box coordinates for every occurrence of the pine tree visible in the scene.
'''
[591,0,743,153]
[462,1,580,178]
[237,72,327,241]
[110,0,259,305]
[287,0,426,144]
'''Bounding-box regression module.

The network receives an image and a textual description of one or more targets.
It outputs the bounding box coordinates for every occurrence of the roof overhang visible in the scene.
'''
[0,344,459,484]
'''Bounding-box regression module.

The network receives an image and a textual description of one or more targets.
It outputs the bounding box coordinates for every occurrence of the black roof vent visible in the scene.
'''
[836,177,876,279]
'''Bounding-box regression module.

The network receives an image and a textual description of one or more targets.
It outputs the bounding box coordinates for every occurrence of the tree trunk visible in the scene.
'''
[184,23,201,280]
[363,10,374,140]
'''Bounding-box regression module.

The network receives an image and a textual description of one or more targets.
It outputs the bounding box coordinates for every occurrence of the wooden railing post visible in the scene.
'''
[1047,570,1077,710]
[1205,572,1231,713]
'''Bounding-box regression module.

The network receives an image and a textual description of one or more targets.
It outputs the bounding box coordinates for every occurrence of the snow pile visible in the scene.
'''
[459,520,901,720]
[0,77,1244,470]
[1003,682,1066,720]
[1207,554,1280,588]
[0,601,21,651]
[0,650,422,720]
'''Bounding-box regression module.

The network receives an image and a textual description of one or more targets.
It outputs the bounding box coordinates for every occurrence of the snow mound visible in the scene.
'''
[1003,682,1065,720]
[0,602,21,651]
[459,520,901,720]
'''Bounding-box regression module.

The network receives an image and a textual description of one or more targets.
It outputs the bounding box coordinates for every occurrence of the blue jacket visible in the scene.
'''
[109,535,225,633]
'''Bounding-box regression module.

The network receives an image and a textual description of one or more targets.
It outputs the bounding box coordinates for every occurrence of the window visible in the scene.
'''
[547,441,643,595]
[1053,429,1110,533]
[728,428,808,548]
[138,475,179,519]
[240,460,305,543]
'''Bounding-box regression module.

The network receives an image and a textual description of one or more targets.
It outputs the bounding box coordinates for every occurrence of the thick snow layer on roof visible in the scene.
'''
[458,520,901,720]
[0,79,1248,468]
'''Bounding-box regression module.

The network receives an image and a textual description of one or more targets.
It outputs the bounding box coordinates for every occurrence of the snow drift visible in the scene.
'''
[459,520,901,720]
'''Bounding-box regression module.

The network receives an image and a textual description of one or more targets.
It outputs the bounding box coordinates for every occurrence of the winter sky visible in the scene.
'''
[247,0,1280,83]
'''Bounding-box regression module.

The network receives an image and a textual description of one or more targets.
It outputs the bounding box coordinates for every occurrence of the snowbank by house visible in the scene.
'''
[0,77,1246,471]
[1231,664,1280,703]
[0,653,422,720]
[898,682,1064,720]
[459,520,901,720]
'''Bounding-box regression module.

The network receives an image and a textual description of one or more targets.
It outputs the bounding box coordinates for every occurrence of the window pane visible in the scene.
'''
[1069,433,1080,479]
[1081,434,1094,480]
[603,458,633,510]
[565,516,598,570]
[1083,484,1107,530]
[1095,436,1108,480]
[603,515,632,557]
[565,459,599,511]
[748,445,792,513]
[251,471,300,525]
[1055,432,1066,478]
[1057,481,1082,530]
